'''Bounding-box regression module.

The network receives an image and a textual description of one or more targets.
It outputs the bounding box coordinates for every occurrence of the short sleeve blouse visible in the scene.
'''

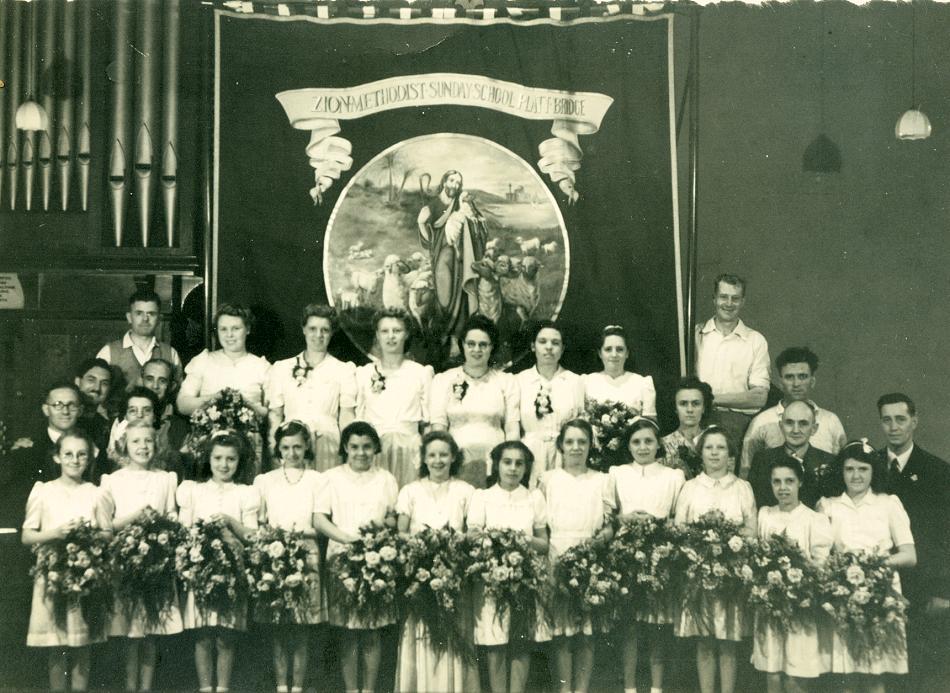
[23,480,105,531]
[610,462,685,519]
[254,468,326,532]
[816,492,914,555]
[395,478,475,534]
[180,349,271,405]
[757,503,834,564]
[176,480,260,528]
[467,484,547,534]
[674,472,756,530]
[315,465,399,555]
[101,468,178,519]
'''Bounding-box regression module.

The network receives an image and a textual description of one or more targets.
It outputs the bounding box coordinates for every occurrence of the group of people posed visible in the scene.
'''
[13,273,950,693]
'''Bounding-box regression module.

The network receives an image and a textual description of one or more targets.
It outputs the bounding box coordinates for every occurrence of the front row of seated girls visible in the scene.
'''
[23,416,916,693]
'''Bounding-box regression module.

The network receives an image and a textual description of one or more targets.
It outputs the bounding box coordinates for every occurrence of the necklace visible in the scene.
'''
[282,465,305,486]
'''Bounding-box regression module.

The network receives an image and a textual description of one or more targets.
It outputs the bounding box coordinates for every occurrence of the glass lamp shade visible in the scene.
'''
[15,100,50,133]
[895,109,932,141]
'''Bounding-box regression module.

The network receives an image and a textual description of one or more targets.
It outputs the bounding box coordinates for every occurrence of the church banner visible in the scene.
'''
[213,11,683,383]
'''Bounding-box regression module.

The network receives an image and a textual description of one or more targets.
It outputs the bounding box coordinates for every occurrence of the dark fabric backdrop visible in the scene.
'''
[214,12,681,397]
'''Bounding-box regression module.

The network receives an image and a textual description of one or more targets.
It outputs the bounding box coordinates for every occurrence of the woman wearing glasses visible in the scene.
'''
[430,315,520,489]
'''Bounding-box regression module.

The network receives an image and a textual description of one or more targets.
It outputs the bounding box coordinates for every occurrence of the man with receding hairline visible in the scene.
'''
[747,400,836,509]
[740,346,846,479]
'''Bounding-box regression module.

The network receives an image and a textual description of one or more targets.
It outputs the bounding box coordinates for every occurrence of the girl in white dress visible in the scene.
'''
[177,304,271,474]
[254,421,327,693]
[517,322,585,488]
[816,441,916,693]
[23,431,112,693]
[753,457,833,693]
[674,426,756,693]
[540,418,614,693]
[582,325,657,418]
[313,421,399,693]
[355,308,433,488]
[266,304,356,472]
[395,431,477,693]
[431,315,520,489]
[467,441,549,693]
[100,421,182,692]
[177,432,260,693]
[610,417,685,693]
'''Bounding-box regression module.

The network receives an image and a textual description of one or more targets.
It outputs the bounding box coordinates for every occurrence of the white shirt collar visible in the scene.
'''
[47,426,64,444]
[888,444,914,472]
[701,318,751,339]
[697,472,737,489]
[123,331,158,352]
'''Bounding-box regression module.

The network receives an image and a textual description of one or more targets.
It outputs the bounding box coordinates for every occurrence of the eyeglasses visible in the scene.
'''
[47,401,81,412]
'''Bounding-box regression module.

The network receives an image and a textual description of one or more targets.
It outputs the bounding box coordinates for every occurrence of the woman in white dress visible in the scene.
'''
[23,431,112,693]
[674,426,756,693]
[355,308,433,488]
[516,321,585,488]
[467,441,549,693]
[431,315,520,489]
[539,418,614,693]
[582,325,657,418]
[610,416,685,693]
[395,431,477,693]
[816,441,916,693]
[266,304,356,472]
[177,304,271,474]
[253,421,326,693]
[100,421,182,692]
[661,376,714,478]
[177,432,260,693]
[753,457,833,693]
[313,421,399,693]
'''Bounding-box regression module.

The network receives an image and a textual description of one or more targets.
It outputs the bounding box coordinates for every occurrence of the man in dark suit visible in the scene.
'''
[748,400,836,509]
[878,392,950,688]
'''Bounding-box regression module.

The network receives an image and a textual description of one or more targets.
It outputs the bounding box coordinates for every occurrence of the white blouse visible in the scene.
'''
[430,367,520,447]
[816,493,914,555]
[396,478,475,534]
[610,461,685,519]
[517,367,585,440]
[467,484,547,535]
[254,468,326,532]
[176,480,260,528]
[582,371,657,418]
[315,465,398,556]
[757,503,833,563]
[101,468,178,519]
[355,360,433,436]
[266,354,356,439]
[674,472,756,529]
[540,468,614,557]
[23,480,105,530]
[180,349,271,406]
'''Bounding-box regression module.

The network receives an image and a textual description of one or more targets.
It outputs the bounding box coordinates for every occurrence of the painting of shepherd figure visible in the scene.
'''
[325,133,570,369]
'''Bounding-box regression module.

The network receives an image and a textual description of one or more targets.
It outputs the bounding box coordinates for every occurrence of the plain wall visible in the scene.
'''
[676,3,950,456]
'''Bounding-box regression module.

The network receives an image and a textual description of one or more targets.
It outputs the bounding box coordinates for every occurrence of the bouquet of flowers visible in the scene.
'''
[175,519,248,623]
[554,538,626,633]
[818,550,908,664]
[245,527,319,624]
[680,511,756,633]
[673,444,703,478]
[183,388,260,458]
[612,517,691,616]
[399,527,471,659]
[30,521,114,639]
[464,527,548,643]
[748,532,823,637]
[111,508,188,631]
[584,399,642,471]
[327,515,403,628]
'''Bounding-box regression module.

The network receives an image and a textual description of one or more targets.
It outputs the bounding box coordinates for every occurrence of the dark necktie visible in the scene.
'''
[889,457,901,481]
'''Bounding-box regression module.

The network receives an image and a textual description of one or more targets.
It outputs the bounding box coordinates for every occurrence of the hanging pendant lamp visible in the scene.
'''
[896,4,931,141]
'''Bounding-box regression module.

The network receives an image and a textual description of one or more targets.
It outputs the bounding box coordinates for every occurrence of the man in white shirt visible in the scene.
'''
[694,273,770,448]
[739,346,846,478]
[96,288,182,389]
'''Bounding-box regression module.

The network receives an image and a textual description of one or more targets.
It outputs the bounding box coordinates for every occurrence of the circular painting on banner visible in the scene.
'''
[325,133,570,368]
